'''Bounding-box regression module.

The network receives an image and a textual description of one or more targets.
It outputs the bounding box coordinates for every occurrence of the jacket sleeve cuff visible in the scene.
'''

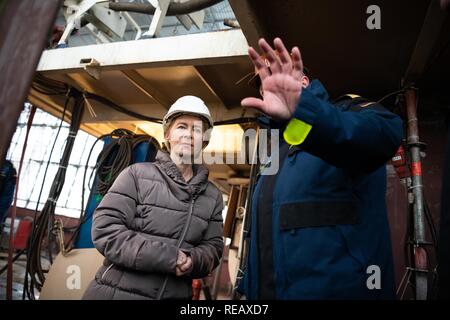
[292,88,319,125]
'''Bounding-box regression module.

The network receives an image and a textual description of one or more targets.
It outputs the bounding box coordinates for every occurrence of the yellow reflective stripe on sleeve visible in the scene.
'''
[283,118,313,145]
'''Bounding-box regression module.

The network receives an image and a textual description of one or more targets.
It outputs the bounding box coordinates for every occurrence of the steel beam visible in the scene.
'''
[36,29,249,73]
[228,0,269,49]
[121,69,172,109]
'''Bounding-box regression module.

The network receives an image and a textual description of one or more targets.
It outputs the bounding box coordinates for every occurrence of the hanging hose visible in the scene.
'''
[23,92,85,299]
[95,133,156,196]
[6,105,36,300]
[22,93,71,300]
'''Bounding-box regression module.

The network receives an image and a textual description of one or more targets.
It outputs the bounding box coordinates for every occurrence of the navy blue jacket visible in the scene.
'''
[239,80,403,299]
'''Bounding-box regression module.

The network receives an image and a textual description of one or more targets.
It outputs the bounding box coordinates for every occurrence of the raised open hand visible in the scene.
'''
[241,38,305,120]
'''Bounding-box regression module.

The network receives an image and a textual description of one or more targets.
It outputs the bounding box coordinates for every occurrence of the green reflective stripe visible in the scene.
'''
[283,118,312,145]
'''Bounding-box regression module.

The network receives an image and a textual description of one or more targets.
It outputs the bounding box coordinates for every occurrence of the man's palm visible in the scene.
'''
[261,73,302,119]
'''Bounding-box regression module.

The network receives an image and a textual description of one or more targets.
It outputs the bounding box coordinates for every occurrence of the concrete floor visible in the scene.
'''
[0,251,28,300]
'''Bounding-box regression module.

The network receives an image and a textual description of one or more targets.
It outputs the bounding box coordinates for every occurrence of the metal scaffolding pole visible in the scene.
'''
[404,88,428,300]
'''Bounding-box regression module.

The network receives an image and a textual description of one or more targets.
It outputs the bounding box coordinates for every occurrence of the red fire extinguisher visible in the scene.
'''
[391,145,410,180]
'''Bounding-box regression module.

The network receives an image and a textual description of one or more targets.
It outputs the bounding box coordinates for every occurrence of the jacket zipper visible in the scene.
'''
[101,263,114,280]
[156,197,195,300]
[176,198,195,247]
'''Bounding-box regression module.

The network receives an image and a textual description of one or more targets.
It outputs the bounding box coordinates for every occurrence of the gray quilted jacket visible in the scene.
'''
[82,150,224,300]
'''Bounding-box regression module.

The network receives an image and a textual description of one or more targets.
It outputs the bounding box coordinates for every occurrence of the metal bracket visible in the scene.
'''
[59,0,98,46]
[59,0,127,46]
[141,0,171,38]
[80,58,101,80]
[123,12,142,40]
[174,0,205,30]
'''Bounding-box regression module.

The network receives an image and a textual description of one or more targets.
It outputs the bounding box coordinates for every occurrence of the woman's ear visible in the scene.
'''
[163,130,171,151]
[164,130,170,141]
[302,75,310,88]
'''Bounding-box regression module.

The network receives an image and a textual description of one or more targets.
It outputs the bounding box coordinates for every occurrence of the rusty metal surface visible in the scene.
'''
[404,89,428,299]
[0,0,61,167]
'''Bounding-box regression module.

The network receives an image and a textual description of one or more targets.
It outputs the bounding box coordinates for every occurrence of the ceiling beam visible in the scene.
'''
[192,66,228,109]
[228,0,270,49]
[36,29,249,74]
[121,69,172,109]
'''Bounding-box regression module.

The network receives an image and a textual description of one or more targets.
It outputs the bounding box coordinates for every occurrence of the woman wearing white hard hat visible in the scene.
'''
[83,96,224,300]
[162,95,214,163]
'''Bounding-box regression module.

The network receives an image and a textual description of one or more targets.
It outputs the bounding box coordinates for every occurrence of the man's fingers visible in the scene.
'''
[248,47,270,81]
[259,38,282,74]
[291,46,304,76]
[273,37,292,72]
[241,97,266,113]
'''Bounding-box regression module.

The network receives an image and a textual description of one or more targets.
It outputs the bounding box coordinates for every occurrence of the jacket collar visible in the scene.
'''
[154,150,209,196]
[306,79,330,101]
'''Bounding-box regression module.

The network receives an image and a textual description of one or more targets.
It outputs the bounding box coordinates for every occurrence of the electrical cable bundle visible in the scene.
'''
[23,92,85,299]
[85,93,162,123]
[31,73,68,96]
[95,132,156,195]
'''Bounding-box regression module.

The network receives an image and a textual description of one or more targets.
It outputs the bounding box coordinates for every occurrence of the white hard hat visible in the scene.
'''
[163,95,214,132]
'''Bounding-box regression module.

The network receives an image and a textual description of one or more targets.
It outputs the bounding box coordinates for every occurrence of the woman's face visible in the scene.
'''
[165,115,206,163]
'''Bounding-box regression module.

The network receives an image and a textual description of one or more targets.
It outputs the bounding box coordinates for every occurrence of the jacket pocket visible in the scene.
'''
[279,201,359,230]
